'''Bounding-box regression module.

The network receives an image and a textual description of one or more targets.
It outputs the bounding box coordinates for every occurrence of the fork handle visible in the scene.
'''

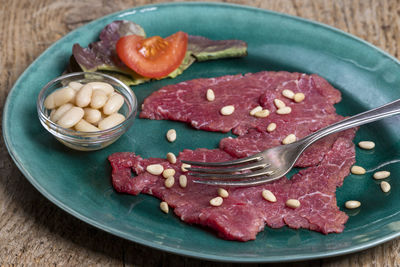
[301,98,400,146]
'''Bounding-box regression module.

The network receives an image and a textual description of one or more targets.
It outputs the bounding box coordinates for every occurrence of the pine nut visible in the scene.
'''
[44,87,76,109]
[179,175,187,188]
[166,129,177,142]
[74,119,100,132]
[75,83,93,107]
[282,134,296,144]
[373,171,390,180]
[181,163,191,172]
[351,165,366,175]
[358,141,375,150]
[68,81,83,91]
[345,200,361,209]
[210,196,223,207]
[218,188,229,198]
[282,89,295,99]
[206,89,215,101]
[220,105,235,115]
[164,176,175,188]
[294,93,305,103]
[249,106,262,116]
[262,190,277,202]
[274,99,286,109]
[103,93,124,115]
[146,164,164,175]
[160,201,169,213]
[57,107,84,128]
[50,103,73,122]
[267,122,277,132]
[162,168,176,178]
[83,108,102,125]
[90,89,108,109]
[166,152,177,164]
[381,181,391,193]
[87,82,114,96]
[98,113,125,130]
[254,109,270,118]
[286,199,300,209]
[276,106,292,115]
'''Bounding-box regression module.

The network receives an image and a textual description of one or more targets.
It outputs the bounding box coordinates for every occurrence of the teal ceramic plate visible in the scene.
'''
[3,2,400,263]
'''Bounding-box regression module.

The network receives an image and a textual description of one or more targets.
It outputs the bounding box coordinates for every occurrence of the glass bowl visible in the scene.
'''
[37,72,137,151]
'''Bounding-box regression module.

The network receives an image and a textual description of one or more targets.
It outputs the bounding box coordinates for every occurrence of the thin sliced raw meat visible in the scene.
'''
[108,135,355,241]
[140,71,341,136]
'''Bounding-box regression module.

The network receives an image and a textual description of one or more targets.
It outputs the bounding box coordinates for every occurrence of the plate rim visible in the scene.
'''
[3,1,400,263]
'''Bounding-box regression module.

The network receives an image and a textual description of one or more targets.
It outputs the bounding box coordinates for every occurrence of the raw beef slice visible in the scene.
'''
[140,71,341,136]
[109,135,355,241]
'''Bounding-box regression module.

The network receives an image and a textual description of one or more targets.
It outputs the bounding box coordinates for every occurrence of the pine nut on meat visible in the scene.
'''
[350,165,366,175]
[373,171,390,180]
[345,200,361,209]
[162,168,176,178]
[358,141,375,150]
[286,199,300,209]
[181,163,191,172]
[57,107,84,128]
[218,188,229,198]
[90,89,108,109]
[262,190,277,202]
[74,119,100,132]
[267,122,277,132]
[83,108,102,125]
[206,89,215,101]
[282,89,295,99]
[98,113,125,130]
[250,106,262,116]
[87,82,114,95]
[282,134,296,144]
[44,87,76,109]
[166,152,177,164]
[210,196,223,207]
[294,93,305,103]
[220,105,235,115]
[50,103,73,122]
[75,83,93,107]
[381,181,391,193]
[166,129,177,142]
[276,106,292,115]
[179,175,187,188]
[274,99,286,109]
[254,109,270,118]
[103,93,124,115]
[164,176,175,188]
[160,201,169,213]
[146,164,164,175]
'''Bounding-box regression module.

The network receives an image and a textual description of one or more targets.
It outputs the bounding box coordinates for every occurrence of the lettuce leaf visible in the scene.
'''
[68,20,247,86]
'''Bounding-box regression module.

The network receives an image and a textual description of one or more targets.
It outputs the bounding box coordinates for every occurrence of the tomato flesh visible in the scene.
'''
[116,31,188,78]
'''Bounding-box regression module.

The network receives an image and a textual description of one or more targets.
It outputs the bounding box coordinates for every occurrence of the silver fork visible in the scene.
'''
[182,99,400,186]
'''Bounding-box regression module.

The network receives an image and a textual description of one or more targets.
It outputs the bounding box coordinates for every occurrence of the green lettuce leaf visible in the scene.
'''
[68,20,247,86]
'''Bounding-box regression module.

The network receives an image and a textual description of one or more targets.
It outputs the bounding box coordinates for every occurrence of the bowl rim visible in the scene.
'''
[37,71,138,138]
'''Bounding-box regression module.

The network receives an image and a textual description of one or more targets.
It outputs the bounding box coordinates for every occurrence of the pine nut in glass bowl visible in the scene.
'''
[37,72,137,151]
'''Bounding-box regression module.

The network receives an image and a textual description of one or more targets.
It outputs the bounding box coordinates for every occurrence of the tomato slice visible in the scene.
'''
[116,31,188,78]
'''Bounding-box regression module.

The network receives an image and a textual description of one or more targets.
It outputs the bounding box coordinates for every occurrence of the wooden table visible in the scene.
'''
[1,0,399,265]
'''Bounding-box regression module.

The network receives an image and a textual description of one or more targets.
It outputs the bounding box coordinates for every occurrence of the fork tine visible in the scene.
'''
[186,161,270,174]
[193,174,283,187]
[189,167,274,180]
[181,154,263,167]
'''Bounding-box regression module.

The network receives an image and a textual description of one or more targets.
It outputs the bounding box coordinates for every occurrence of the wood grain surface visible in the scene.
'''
[1,0,400,265]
